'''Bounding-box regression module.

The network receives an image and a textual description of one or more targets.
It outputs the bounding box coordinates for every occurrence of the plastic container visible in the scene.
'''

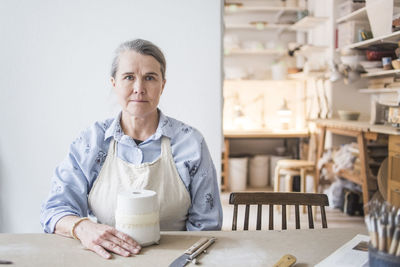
[229,157,248,191]
[249,155,269,187]
[369,245,400,267]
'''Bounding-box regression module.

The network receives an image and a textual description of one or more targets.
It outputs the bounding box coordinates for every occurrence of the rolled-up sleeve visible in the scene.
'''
[186,139,223,231]
[40,136,92,233]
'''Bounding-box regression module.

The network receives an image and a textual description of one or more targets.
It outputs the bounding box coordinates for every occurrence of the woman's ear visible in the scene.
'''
[161,79,166,95]
[110,77,116,89]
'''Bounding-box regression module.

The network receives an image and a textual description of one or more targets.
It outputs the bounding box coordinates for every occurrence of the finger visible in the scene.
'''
[91,244,112,259]
[110,228,141,249]
[107,234,140,255]
[101,240,131,257]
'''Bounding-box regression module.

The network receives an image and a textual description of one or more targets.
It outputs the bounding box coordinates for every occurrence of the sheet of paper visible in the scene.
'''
[315,234,369,267]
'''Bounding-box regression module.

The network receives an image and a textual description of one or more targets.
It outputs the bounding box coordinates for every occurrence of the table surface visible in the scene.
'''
[0,228,366,267]
[224,129,309,138]
[315,118,400,135]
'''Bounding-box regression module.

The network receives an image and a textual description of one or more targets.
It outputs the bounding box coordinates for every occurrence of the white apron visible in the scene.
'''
[88,137,191,231]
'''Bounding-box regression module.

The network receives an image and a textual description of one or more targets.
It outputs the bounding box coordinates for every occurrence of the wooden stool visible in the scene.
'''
[273,133,319,216]
[274,160,317,216]
[274,160,317,193]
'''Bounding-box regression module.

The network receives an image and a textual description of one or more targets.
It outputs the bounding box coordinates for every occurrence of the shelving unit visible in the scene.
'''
[332,2,400,208]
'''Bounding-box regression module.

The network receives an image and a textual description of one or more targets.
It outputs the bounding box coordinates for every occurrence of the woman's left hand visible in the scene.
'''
[74,219,141,259]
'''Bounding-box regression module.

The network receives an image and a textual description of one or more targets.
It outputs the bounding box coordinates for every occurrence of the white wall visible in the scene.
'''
[0,0,223,233]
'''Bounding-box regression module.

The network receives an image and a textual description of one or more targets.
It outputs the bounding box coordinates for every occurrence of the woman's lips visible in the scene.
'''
[129,100,148,102]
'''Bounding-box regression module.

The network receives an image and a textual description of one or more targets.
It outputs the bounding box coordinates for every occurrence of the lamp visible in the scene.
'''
[225,2,243,12]
[277,99,292,130]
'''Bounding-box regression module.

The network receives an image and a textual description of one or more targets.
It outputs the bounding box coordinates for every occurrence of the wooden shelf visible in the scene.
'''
[224,130,309,139]
[225,5,306,13]
[295,45,329,56]
[338,31,400,50]
[360,69,400,77]
[358,88,400,93]
[288,71,326,80]
[225,48,286,56]
[325,162,362,185]
[290,16,328,31]
[336,7,367,24]
[225,23,291,30]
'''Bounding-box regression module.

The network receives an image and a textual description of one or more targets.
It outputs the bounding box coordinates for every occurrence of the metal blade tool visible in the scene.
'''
[169,237,216,267]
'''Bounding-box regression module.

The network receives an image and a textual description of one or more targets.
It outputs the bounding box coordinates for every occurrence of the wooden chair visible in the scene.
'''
[229,192,329,230]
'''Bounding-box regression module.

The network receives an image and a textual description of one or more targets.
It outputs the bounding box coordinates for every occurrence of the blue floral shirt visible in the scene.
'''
[40,110,222,233]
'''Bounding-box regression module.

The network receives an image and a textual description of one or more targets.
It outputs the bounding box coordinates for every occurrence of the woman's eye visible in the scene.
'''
[145,76,155,81]
[124,75,134,80]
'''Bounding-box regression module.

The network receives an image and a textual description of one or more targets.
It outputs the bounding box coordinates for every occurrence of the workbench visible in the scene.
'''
[0,228,365,266]
[315,119,400,207]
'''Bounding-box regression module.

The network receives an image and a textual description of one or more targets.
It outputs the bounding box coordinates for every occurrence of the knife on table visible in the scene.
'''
[169,237,216,267]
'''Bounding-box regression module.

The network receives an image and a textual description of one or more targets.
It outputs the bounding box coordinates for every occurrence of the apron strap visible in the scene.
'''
[160,136,172,160]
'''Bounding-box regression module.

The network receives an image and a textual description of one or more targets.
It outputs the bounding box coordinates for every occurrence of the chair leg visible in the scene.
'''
[312,171,318,221]
[274,166,281,213]
[301,168,306,214]
[285,174,293,219]
[274,166,281,192]
[285,174,293,192]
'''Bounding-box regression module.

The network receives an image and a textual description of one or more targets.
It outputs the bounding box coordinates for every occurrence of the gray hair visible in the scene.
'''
[111,39,166,80]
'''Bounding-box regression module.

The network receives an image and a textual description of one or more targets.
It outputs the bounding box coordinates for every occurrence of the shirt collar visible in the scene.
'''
[104,109,174,143]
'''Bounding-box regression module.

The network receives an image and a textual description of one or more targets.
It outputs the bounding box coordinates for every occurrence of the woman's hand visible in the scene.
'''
[74,219,141,259]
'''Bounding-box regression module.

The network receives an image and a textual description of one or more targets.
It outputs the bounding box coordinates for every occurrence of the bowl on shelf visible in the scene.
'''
[359,60,382,70]
[340,55,366,70]
[338,110,360,121]
[392,59,400,69]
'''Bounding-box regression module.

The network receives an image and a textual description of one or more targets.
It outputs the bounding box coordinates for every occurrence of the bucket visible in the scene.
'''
[369,245,400,267]
[249,155,269,187]
[229,157,248,191]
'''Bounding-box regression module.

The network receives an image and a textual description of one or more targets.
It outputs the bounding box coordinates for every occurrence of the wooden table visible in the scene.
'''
[222,130,309,191]
[315,119,400,208]
[0,228,365,266]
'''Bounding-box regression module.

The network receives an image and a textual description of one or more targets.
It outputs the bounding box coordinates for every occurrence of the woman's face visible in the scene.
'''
[111,50,166,118]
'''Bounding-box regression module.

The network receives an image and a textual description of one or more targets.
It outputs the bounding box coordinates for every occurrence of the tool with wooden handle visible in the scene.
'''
[273,254,297,267]
[169,237,217,267]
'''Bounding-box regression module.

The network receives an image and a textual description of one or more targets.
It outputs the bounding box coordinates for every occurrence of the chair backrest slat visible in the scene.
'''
[269,204,274,230]
[244,204,250,230]
[321,206,328,228]
[307,205,314,229]
[295,204,300,229]
[282,205,287,230]
[229,192,329,231]
[232,204,238,231]
[256,204,262,230]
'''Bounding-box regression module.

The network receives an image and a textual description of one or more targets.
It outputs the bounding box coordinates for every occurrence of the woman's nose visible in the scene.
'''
[133,80,145,94]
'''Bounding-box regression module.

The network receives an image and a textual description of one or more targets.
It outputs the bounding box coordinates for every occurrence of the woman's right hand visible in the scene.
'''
[73,219,141,259]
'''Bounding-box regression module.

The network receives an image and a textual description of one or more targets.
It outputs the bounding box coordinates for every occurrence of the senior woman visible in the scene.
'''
[40,39,222,259]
